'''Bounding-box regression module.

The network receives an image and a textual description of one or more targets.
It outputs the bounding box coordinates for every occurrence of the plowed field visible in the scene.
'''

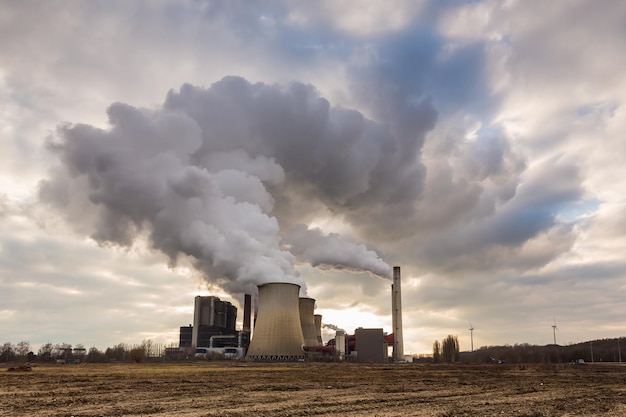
[2,362,626,416]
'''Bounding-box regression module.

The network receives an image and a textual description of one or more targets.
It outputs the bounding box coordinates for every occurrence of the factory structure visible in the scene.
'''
[177,266,406,362]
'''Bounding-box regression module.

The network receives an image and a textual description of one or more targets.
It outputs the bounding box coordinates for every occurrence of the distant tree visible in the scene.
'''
[86,347,106,363]
[16,341,30,359]
[55,343,73,361]
[73,343,87,361]
[1,342,15,362]
[105,343,128,361]
[433,340,441,363]
[441,335,460,363]
[130,346,146,363]
[38,343,53,362]
[141,339,154,358]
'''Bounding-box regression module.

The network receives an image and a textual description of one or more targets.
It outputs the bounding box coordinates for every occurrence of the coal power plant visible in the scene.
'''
[177,266,405,362]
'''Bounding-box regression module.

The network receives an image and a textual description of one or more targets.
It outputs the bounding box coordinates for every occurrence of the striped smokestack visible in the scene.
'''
[392,266,404,361]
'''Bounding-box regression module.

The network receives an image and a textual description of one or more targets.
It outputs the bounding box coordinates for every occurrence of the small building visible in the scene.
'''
[179,325,193,348]
[195,347,245,360]
[355,328,387,363]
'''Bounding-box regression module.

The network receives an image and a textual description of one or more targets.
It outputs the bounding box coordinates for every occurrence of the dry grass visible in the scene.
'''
[2,362,626,416]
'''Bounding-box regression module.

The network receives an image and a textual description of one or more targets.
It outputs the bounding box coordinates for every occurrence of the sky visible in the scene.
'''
[1,0,626,355]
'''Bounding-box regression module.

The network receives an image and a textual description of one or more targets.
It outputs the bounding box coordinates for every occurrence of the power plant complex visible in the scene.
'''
[177,267,406,362]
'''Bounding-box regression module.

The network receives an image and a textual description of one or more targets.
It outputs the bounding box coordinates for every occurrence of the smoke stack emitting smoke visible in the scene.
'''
[39,76,434,295]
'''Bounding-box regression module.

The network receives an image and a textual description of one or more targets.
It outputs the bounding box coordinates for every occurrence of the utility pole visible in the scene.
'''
[469,324,474,353]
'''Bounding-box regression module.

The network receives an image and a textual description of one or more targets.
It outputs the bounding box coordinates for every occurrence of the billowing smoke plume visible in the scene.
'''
[284,224,392,278]
[322,323,345,332]
[40,76,435,294]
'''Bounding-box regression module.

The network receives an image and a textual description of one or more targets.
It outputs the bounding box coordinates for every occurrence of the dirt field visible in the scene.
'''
[2,361,626,416]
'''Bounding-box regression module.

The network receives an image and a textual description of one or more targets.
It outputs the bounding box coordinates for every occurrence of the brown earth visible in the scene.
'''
[2,361,626,416]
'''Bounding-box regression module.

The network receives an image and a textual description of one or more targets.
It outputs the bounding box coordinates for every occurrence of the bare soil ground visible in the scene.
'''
[2,361,626,416]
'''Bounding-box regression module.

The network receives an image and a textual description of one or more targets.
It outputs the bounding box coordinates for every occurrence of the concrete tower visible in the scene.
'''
[392,266,404,361]
[314,314,323,346]
[299,298,319,347]
[246,283,305,360]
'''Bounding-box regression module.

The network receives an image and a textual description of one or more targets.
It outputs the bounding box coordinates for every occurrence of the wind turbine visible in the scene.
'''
[552,318,558,345]
[469,323,474,352]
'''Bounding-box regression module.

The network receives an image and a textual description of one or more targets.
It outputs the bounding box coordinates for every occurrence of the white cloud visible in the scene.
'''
[1,0,625,354]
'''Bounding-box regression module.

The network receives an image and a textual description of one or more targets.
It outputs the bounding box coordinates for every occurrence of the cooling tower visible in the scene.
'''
[299,297,319,347]
[314,314,323,345]
[392,266,404,361]
[246,283,305,360]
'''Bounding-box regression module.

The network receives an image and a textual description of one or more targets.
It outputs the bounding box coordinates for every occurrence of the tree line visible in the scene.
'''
[426,336,626,364]
[463,337,626,364]
[0,340,176,363]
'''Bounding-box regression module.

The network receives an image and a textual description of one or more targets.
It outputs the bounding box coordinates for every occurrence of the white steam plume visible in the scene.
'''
[284,224,392,279]
[322,323,345,332]
[39,76,434,295]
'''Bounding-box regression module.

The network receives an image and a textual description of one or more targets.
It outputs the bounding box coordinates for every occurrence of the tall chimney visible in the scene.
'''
[243,293,251,332]
[392,266,404,361]
[299,298,319,347]
[246,283,305,360]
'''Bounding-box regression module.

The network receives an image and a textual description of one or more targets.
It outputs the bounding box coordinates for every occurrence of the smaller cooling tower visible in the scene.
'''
[246,283,305,360]
[299,298,319,347]
[314,314,323,345]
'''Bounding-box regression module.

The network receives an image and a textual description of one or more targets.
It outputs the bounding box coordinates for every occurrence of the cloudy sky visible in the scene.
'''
[2,0,626,355]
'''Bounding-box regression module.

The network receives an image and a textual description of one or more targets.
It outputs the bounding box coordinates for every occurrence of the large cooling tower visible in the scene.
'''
[246,283,305,360]
[299,297,319,347]
[314,314,323,345]
[392,266,404,361]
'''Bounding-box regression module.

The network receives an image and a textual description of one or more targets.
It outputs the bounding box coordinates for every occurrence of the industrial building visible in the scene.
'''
[191,296,237,347]
[178,325,192,348]
[355,328,387,363]
[178,296,241,348]
[179,266,405,362]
